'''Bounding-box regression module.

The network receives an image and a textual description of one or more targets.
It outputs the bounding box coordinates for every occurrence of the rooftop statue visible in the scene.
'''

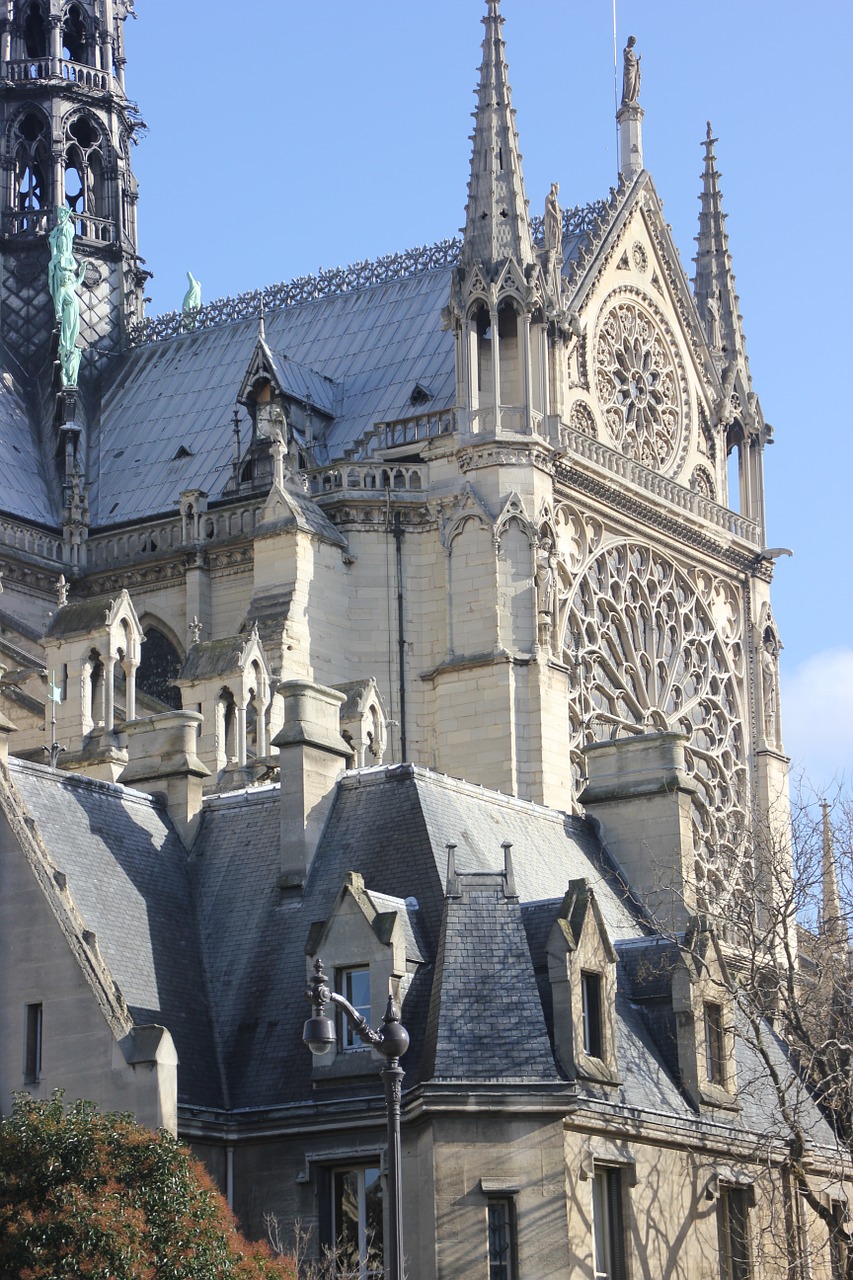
[182,272,202,330]
[621,35,641,106]
[48,208,85,389]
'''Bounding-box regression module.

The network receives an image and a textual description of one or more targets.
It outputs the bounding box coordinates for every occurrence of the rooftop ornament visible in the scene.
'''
[48,207,86,389]
[303,957,409,1280]
[127,202,612,347]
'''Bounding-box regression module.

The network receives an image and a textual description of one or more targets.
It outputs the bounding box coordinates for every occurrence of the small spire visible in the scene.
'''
[821,800,845,948]
[258,294,266,342]
[692,124,750,382]
[461,0,535,271]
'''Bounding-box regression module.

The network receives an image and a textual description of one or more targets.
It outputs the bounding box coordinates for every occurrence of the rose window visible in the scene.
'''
[594,300,681,470]
[564,542,748,909]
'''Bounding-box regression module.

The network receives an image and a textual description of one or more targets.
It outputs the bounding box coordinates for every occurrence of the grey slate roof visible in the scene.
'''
[0,361,56,526]
[179,636,247,682]
[6,755,837,1151]
[9,758,224,1108]
[43,594,114,639]
[90,268,457,526]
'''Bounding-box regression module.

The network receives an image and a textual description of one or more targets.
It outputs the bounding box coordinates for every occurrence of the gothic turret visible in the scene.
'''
[693,124,770,536]
[450,0,555,441]
[0,1,145,377]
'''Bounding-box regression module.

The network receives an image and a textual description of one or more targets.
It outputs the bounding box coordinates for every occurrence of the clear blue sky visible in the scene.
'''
[124,1,853,791]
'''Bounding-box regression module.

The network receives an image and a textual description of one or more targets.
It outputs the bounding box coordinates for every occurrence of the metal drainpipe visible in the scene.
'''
[393,510,407,762]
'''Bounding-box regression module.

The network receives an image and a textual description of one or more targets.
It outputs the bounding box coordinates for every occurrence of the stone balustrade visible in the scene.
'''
[0,517,63,562]
[308,462,426,496]
[560,426,761,546]
[2,58,112,91]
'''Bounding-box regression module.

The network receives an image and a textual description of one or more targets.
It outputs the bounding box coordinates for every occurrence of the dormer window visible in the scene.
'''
[338,966,371,1050]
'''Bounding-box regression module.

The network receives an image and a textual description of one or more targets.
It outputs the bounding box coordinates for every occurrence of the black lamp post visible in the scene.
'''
[303,958,409,1280]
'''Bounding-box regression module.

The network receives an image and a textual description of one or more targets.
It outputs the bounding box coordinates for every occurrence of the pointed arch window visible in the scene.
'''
[64,115,109,240]
[62,4,93,65]
[22,2,48,59]
[10,111,50,232]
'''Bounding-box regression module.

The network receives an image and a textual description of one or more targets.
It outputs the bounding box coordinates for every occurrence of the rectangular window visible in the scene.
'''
[582,970,604,1059]
[592,1167,627,1280]
[24,1003,42,1083]
[705,1002,726,1086]
[718,1186,751,1280]
[487,1198,516,1280]
[337,967,371,1050]
[331,1164,383,1279]
[829,1203,847,1280]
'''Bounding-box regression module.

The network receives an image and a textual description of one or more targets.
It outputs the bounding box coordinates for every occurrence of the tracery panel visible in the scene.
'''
[563,537,748,909]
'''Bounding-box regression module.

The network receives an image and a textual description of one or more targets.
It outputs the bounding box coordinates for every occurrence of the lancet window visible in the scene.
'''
[64,114,108,237]
[62,4,93,65]
[21,1,48,59]
[9,110,50,232]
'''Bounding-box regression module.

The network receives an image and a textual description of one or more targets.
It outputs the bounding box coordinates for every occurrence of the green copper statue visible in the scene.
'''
[182,271,201,330]
[48,207,85,388]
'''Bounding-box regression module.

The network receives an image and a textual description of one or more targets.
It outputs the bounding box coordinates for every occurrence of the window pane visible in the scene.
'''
[332,1166,383,1280]
[341,968,371,1049]
[718,1187,751,1280]
[364,1167,384,1278]
[705,1003,726,1085]
[25,1003,42,1083]
[593,1168,626,1280]
[334,1169,360,1269]
[487,1199,513,1280]
[582,971,603,1058]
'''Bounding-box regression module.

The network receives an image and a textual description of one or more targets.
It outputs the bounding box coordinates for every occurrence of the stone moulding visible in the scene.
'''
[127,203,610,347]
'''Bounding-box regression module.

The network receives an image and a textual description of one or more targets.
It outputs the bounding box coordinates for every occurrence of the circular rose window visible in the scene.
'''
[594,298,682,470]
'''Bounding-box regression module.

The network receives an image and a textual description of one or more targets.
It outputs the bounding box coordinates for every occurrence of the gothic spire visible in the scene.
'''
[460,0,535,272]
[692,123,751,383]
[821,800,846,948]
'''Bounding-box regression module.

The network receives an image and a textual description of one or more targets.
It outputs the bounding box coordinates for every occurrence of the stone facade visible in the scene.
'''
[0,3,844,1278]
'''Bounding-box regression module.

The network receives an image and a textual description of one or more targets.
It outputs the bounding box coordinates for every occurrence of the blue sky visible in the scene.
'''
[124,1,853,791]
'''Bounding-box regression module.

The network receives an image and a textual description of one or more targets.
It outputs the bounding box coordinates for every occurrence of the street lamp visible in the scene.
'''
[303,958,409,1280]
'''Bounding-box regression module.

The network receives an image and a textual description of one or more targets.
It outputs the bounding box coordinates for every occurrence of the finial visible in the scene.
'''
[56,574,68,607]
[258,294,266,342]
[188,615,202,646]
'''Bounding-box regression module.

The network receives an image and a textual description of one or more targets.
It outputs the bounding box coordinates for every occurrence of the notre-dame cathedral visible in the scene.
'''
[0,3,842,1277]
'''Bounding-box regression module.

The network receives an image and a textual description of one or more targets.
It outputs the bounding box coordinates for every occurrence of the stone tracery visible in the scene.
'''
[564,540,748,907]
[594,296,682,471]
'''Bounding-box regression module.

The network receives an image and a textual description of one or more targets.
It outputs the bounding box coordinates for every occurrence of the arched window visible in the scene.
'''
[22,2,48,59]
[11,111,50,231]
[136,626,183,710]
[62,4,92,65]
[64,114,107,237]
[217,687,237,771]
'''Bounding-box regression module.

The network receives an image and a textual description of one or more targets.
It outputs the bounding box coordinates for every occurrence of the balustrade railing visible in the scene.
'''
[560,426,761,546]
[308,462,426,497]
[85,502,263,570]
[0,517,63,562]
[348,408,454,460]
[2,57,112,91]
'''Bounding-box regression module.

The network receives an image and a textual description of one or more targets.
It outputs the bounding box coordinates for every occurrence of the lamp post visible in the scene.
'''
[303,958,409,1280]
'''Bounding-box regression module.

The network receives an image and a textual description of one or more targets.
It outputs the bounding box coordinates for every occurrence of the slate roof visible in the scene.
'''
[8,758,224,1108]
[0,360,56,526]
[4,755,837,1150]
[179,636,247,682]
[89,268,457,526]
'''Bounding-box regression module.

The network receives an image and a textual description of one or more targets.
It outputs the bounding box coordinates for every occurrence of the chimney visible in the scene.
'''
[272,680,350,889]
[580,732,698,932]
[118,711,209,848]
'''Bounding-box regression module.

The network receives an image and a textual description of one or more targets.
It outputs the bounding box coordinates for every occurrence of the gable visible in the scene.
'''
[565,177,725,494]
